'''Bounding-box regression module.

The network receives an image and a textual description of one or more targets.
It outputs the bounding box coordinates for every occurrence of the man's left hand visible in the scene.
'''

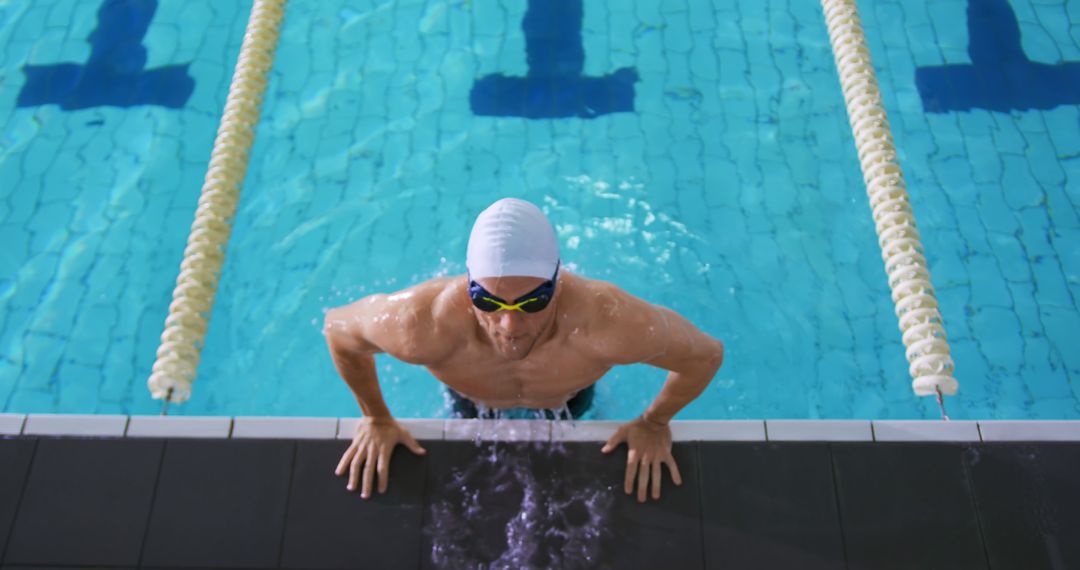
[601,416,683,502]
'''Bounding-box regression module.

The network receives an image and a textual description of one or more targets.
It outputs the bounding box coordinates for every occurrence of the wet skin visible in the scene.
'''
[325,270,724,502]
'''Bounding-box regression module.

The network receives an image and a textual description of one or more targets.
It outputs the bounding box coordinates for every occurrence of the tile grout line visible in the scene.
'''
[416,437,434,570]
[274,441,300,568]
[694,442,708,570]
[827,444,852,570]
[135,438,169,568]
[1,437,39,565]
[960,445,994,570]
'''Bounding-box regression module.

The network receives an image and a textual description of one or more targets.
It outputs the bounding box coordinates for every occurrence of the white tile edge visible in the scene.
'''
[550,420,623,442]
[977,420,1080,442]
[671,420,767,441]
[22,414,130,437]
[871,420,982,442]
[765,420,875,442]
[232,416,339,439]
[336,418,446,440]
[125,416,234,438]
[398,419,446,440]
[0,413,27,435]
[4,416,1080,442]
[443,419,553,442]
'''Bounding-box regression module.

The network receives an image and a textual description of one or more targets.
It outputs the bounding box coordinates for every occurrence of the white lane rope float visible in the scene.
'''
[148,0,287,412]
[820,0,958,417]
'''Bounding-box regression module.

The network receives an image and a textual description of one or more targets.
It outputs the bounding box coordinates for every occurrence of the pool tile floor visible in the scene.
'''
[1,437,1078,569]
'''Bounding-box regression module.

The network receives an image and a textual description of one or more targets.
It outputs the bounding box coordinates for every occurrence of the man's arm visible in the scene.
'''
[639,306,725,424]
[594,285,724,502]
[323,291,442,498]
[324,299,393,420]
[590,285,725,421]
[324,284,456,417]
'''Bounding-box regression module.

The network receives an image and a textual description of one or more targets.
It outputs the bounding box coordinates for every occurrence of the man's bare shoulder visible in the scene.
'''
[324,276,471,364]
[562,274,669,365]
[567,274,655,322]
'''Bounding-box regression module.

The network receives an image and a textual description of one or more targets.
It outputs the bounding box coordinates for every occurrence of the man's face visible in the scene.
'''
[470,275,557,360]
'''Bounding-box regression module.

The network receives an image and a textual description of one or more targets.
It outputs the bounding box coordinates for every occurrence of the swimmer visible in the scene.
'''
[326,198,724,502]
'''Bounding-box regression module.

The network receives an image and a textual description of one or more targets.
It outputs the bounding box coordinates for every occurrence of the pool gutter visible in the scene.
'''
[2,414,1079,442]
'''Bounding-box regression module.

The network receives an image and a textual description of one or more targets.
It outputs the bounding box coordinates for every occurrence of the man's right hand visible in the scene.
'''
[335,417,427,499]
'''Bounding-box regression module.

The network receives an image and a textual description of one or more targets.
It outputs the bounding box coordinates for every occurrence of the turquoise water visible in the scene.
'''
[0,0,1077,420]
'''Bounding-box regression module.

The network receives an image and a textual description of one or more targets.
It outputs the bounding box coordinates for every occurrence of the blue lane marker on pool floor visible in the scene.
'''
[470,0,638,119]
[17,0,194,110]
[916,0,1080,113]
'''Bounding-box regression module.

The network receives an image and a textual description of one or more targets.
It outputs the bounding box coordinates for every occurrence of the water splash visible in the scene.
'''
[426,438,613,569]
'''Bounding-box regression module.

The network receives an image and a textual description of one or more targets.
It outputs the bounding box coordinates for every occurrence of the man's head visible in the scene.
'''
[466,198,560,360]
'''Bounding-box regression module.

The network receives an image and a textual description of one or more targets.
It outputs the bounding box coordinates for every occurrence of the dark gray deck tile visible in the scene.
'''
[3,567,138,569]
[965,443,1080,570]
[579,441,702,570]
[3,437,162,568]
[0,438,37,562]
[421,440,702,570]
[280,439,425,570]
[3,566,124,569]
[832,444,988,570]
[698,443,844,570]
[140,439,294,569]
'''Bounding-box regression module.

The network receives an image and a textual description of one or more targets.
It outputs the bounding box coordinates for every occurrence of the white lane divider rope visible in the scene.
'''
[820,0,959,400]
[148,0,287,405]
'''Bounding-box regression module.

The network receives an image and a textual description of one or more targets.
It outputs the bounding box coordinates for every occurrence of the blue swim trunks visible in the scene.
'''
[446,385,595,420]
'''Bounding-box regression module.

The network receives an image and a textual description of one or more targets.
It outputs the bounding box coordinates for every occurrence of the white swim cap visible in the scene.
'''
[466,198,560,279]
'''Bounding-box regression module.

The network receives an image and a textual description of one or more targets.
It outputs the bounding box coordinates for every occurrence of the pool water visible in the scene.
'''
[0,0,1077,420]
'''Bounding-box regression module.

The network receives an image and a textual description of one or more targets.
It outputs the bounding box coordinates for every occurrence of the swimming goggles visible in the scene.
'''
[468,262,560,313]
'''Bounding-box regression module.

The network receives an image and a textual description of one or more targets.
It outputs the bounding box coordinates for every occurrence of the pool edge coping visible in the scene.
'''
[3,414,1080,442]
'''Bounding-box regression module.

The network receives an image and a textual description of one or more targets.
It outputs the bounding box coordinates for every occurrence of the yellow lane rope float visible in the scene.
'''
[820,0,958,398]
[148,0,287,404]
